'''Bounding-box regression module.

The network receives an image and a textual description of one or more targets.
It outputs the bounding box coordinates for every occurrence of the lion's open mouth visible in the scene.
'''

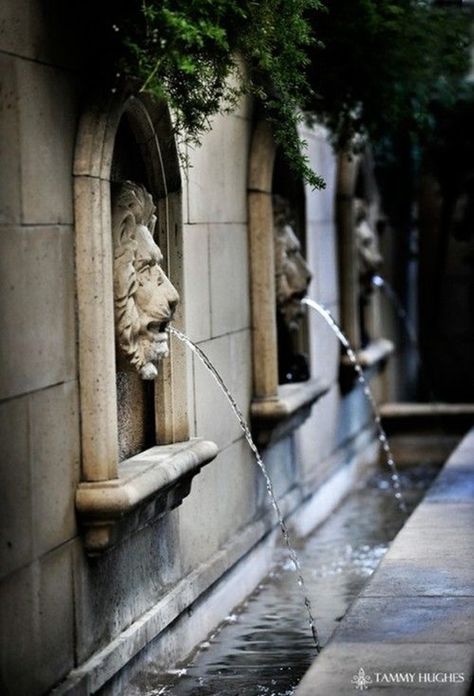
[147,321,169,339]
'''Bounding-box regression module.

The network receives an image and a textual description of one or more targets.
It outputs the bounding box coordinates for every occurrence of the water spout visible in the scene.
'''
[372,275,418,347]
[168,325,321,652]
[372,275,436,401]
[302,298,407,513]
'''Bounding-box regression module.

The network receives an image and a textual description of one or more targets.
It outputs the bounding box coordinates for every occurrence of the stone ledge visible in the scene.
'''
[295,426,474,696]
[341,337,394,369]
[381,402,474,418]
[251,378,329,447]
[381,401,474,431]
[76,438,218,555]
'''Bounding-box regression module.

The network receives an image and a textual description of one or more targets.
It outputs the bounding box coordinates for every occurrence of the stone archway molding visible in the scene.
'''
[73,88,217,553]
[336,147,394,385]
[247,119,328,446]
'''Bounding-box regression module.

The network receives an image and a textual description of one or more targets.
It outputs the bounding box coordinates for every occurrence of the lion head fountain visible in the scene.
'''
[112,181,179,380]
[354,198,383,294]
[354,198,383,346]
[273,195,312,330]
[273,195,312,383]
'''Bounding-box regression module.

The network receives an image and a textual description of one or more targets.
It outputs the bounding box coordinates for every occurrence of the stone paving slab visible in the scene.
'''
[384,527,473,563]
[296,642,473,696]
[426,467,474,502]
[359,558,474,598]
[296,427,474,695]
[406,502,474,530]
[331,597,474,644]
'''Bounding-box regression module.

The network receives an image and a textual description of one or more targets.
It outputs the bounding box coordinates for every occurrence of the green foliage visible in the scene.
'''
[425,81,474,219]
[95,0,325,189]
[72,0,471,189]
[306,0,472,148]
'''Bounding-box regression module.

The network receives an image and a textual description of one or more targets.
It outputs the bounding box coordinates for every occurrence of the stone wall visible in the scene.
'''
[0,4,81,691]
[0,4,388,694]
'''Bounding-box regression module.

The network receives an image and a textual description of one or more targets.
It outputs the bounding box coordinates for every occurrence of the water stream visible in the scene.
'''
[302,298,407,513]
[372,275,436,401]
[372,275,418,347]
[169,326,321,652]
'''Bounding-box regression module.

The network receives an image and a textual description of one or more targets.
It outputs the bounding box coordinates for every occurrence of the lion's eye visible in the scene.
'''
[138,259,156,274]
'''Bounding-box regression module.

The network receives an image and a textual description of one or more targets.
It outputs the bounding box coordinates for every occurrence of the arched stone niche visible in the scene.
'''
[248,120,328,446]
[336,147,394,377]
[73,89,217,554]
[272,149,311,385]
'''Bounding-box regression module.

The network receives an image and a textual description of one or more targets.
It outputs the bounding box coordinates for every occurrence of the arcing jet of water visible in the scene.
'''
[168,325,321,653]
[372,275,436,401]
[302,298,407,513]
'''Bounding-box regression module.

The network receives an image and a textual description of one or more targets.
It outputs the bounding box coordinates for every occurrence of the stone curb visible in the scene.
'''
[295,427,474,695]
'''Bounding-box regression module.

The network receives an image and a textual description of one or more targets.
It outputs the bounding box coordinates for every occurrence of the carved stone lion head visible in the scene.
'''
[354,198,383,292]
[112,181,179,380]
[273,195,312,331]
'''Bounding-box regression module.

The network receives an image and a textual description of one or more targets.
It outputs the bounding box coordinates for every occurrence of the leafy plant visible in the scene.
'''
[306,0,472,148]
[78,0,325,188]
[71,0,471,188]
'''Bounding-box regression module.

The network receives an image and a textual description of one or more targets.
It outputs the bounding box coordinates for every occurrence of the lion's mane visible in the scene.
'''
[112,181,156,376]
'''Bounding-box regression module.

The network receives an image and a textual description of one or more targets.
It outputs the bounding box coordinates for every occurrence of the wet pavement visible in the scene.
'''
[127,463,439,696]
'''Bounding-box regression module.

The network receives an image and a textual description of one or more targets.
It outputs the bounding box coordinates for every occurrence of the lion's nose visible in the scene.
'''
[293,289,308,301]
[166,281,180,318]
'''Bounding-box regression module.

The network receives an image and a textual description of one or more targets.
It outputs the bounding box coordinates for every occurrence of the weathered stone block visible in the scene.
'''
[229,329,252,423]
[0,54,21,224]
[187,114,249,224]
[72,518,181,665]
[0,564,37,695]
[308,300,341,386]
[305,221,321,301]
[192,334,235,449]
[0,225,76,400]
[17,59,77,224]
[182,223,211,342]
[262,436,296,501]
[303,129,337,224]
[297,384,340,476]
[209,223,250,336]
[337,386,373,448]
[30,381,80,555]
[176,456,223,573]
[0,0,77,68]
[37,544,75,688]
[214,438,258,546]
[315,222,339,306]
[0,396,31,580]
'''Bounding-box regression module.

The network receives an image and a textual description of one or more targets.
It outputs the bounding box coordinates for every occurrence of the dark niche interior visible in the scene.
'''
[272,151,311,385]
[111,115,156,461]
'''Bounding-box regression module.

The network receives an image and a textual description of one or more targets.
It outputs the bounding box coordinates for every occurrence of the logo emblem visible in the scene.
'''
[351,667,373,690]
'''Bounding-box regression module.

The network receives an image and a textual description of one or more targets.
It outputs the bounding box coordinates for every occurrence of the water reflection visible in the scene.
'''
[129,463,438,696]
